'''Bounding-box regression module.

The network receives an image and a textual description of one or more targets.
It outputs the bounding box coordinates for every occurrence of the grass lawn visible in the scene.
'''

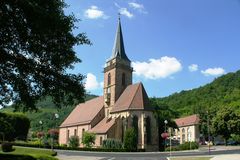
[0,146,58,160]
[170,157,212,160]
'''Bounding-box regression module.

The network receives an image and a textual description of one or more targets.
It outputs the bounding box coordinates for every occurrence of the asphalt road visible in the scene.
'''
[57,150,168,160]
[56,147,240,160]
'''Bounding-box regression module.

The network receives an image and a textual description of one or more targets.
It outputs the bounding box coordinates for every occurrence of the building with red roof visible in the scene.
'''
[173,114,200,144]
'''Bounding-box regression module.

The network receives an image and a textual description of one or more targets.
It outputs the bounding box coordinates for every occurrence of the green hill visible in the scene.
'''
[0,94,97,132]
[156,70,240,117]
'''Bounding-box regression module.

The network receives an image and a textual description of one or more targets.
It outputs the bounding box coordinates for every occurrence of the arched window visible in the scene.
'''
[67,129,70,142]
[82,128,85,137]
[132,115,138,143]
[187,127,191,142]
[122,73,126,86]
[100,136,103,145]
[108,73,111,86]
[182,128,185,143]
[146,117,151,144]
[74,129,77,136]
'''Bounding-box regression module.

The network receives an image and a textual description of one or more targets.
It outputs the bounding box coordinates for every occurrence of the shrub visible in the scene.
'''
[0,112,30,141]
[51,151,58,156]
[36,132,45,138]
[123,128,138,151]
[103,138,123,149]
[1,142,14,152]
[82,132,96,148]
[165,141,199,151]
[68,136,79,148]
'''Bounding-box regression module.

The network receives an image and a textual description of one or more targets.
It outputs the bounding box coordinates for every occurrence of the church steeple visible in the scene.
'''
[103,16,133,117]
[111,16,130,62]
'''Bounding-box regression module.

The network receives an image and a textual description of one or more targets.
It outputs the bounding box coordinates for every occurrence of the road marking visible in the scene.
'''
[108,157,115,160]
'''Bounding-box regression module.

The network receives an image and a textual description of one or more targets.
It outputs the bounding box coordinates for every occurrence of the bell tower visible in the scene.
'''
[103,16,133,117]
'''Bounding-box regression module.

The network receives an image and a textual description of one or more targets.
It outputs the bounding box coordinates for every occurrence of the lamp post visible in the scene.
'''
[51,113,59,152]
[164,120,168,151]
[207,110,210,155]
[39,120,43,148]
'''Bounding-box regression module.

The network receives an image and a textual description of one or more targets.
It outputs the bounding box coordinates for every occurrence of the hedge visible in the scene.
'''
[8,141,145,152]
[103,138,123,149]
[165,141,199,151]
[0,112,30,141]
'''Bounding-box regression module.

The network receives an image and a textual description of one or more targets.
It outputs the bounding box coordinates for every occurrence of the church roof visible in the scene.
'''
[111,83,152,113]
[175,114,200,127]
[60,96,104,128]
[89,117,116,134]
[111,17,130,62]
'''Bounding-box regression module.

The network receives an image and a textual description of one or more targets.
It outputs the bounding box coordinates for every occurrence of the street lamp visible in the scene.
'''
[51,113,59,152]
[39,120,43,148]
[55,113,59,119]
[39,120,43,131]
[207,110,210,155]
[164,120,168,151]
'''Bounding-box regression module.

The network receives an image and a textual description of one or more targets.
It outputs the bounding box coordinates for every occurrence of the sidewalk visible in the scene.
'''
[57,155,103,160]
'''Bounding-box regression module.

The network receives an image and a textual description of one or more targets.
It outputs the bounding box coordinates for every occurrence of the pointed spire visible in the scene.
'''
[111,15,130,62]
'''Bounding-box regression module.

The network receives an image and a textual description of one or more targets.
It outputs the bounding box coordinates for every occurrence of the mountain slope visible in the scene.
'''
[157,70,240,117]
[0,94,97,132]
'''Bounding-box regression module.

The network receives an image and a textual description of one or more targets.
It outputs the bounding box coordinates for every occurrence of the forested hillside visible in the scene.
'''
[156,70,240,117]
[0,94,97,132]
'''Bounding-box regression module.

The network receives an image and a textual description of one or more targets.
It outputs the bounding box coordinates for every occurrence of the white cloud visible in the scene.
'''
[114,2,134,18]
[201,67,225,76]
[85,73,102,90]
[188,64,198,72]
[132,56,182,79]
[128,2,147,14]
[119,8,134,18]
[84,6,108,19]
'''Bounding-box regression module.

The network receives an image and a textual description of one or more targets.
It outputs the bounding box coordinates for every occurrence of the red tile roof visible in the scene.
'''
[175,114,200,127]
[111,82,151,113]
[89,117,116,134]
[60,96,104,127]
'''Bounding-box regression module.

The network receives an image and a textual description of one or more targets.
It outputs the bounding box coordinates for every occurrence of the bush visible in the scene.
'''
[123,128,138,151]
[1,142,14,152]
[68,136,79,148]
[0,112,30,141]
[165,141,199,151]
[103,138,123,149]
[82,132,96,148]
[51,151,58,156]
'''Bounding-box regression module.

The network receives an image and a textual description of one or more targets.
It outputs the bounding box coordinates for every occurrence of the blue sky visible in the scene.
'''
[64,0,240,97]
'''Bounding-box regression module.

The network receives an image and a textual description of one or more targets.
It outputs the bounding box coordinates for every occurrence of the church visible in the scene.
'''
[59,17,159,151]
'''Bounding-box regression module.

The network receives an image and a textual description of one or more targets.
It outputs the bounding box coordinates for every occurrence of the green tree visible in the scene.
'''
[0,0,91,111]
[151,98,178,151]
[82,132,96,148]
[212,106,240,144]
[123,128,138,151]
[68,136,79,148]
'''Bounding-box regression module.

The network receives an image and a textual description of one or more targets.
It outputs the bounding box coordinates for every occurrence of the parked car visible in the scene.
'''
[227,140,238,145]
[214,141,225,145]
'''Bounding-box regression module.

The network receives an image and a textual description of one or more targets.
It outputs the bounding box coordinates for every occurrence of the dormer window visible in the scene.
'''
[122,73,126,86]
[108,73,111,86]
